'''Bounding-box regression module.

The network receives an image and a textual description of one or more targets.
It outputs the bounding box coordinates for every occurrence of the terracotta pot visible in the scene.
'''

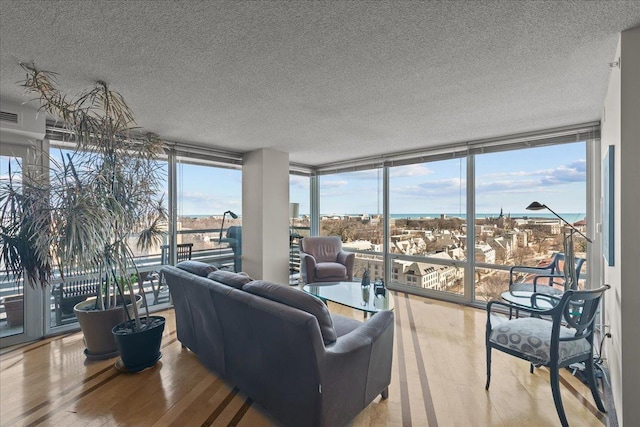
[74,295,143,360]
[1,294,24,327]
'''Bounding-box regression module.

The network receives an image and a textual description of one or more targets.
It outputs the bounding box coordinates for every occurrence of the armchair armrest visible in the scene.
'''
[532,273,565,287]
[509,264,556,291]
[487,298,559,319]
[300,251,317,283]
[337,250,355,281]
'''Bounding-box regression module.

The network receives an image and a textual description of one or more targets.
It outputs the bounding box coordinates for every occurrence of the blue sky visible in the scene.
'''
[474,143,586,215]
[3,142,586,218]
[178,163,242,216]
[304,142,586,216]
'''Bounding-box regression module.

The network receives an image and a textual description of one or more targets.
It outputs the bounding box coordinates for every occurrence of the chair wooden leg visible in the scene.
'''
[586,357,607,413]
[550,367,569,427]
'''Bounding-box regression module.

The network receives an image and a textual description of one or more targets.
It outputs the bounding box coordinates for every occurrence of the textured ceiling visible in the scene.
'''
[1,1,639,166]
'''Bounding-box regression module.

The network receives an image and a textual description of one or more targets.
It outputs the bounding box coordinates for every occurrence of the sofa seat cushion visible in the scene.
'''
[207,270,253,289]
[243,280,338,344]
[315,262,347,279]
[176,260,218,277]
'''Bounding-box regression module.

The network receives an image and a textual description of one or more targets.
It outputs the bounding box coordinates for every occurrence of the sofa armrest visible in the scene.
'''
[337,250,355,281]
[319,311,394,423]
[325,310,392,355]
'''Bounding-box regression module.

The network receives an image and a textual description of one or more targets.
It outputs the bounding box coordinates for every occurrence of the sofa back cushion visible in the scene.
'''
[207,270,253,289]
[243,280,337,344]
[176,260,218,277]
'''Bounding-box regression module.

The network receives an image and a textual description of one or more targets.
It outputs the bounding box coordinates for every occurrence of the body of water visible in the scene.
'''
[318,213,585,222]
[388,213,586,222]
[183,213,587,222]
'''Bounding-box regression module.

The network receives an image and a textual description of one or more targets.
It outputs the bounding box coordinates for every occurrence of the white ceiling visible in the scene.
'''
[1,1,639,166]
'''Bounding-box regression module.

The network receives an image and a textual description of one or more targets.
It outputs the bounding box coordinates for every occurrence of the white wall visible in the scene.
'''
[242,148,290,284]
[601,26,640,427]
[0,101,45,145]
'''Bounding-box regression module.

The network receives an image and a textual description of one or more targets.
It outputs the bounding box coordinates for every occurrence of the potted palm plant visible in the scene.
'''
[1,160,51,327]
[0,63,167,368]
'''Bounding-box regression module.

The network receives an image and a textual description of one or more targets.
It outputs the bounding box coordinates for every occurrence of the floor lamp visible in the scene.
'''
[526,201,592,291]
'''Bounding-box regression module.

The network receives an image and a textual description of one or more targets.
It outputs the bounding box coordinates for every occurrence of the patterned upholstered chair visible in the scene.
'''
[299,236,355,284]
[485,285,609,427]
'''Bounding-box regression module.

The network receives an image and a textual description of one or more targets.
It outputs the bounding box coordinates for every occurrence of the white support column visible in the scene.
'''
[242,149,290,284]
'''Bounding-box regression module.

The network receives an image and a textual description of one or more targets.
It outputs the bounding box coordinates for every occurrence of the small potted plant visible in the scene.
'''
[0,63,167,367]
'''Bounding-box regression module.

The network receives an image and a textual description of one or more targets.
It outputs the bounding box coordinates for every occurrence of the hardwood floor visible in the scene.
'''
[0,292,608,426]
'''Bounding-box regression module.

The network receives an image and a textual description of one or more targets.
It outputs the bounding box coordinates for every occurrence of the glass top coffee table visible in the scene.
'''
[303,281,393,317]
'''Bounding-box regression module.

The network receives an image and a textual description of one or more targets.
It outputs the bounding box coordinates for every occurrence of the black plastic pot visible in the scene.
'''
[112,315,165,372]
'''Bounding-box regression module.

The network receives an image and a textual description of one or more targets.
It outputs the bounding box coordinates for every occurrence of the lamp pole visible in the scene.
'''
[219,210,238,245]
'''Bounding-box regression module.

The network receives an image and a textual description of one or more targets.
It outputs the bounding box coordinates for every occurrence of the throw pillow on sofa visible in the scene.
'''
[176,260,218,277]
[243,280,337,344]
[207,270,253,289]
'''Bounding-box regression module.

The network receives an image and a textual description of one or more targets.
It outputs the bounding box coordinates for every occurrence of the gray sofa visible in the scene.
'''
[163,261,394,427]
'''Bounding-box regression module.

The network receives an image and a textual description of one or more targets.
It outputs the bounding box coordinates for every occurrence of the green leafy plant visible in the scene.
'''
[0,63,167,331]
[0,161,52,294]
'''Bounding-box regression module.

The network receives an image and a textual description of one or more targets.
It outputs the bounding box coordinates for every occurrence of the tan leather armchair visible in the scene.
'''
[299,236,355,284]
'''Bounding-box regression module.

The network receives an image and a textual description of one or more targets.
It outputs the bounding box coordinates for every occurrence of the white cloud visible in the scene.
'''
[390,164,434,178]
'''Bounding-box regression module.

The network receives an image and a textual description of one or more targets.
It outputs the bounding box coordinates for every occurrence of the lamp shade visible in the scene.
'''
[526,201,546,211]
[289,203,299,219]
[225,210,238,219]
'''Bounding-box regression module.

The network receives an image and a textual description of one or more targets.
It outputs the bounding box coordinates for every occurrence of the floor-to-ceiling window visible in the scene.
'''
[1,140,244,347]
[44,147,170,327]
[1,122,594,347]
[318,169,384,281]
[1,142,46,344]
[310,132,594,305]
[0,154,26,339]
[176,159,242,272]
[388,158,467,297]
[473,142,587,302]
[289,172,311,282]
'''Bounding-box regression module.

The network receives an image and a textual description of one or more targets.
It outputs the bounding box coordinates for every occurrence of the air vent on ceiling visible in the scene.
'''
[0,110,20,124]
[0,104,45,140]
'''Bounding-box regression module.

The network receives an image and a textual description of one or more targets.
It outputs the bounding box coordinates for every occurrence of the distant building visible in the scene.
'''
[353,252,462,290]
[514,230,528,248]
[526,219,562,235]
[474,243,496,265]
[487,236,511,263]
[343,240,374,251]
